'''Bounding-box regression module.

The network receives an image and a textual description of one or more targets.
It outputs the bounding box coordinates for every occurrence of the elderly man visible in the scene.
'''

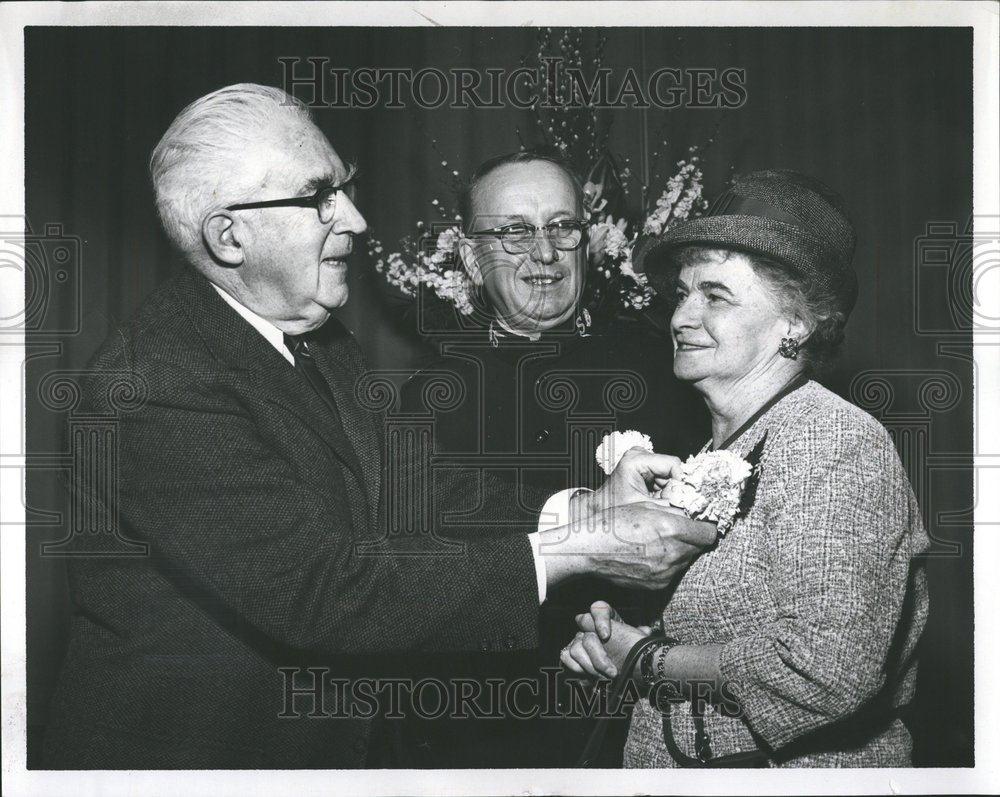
[399,149,709,766]
[42,84,714,769]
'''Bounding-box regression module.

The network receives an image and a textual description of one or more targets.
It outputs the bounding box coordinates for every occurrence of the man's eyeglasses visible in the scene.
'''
[225,164,359,224]
[468,219,588,255]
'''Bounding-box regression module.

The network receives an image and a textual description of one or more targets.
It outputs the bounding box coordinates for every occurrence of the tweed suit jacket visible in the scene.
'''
[42,266,544,769]
[625,381,930,767]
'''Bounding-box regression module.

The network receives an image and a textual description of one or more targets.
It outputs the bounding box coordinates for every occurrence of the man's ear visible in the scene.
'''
[458,237,483,288]
[202,211,245,267]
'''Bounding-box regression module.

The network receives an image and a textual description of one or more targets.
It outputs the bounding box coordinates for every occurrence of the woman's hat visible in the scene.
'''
[636,169,858,314]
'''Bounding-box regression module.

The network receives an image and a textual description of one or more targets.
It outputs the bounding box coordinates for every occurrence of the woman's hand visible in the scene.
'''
[560,601,648,680]
[576,600,652,640]
[560,629,619,679]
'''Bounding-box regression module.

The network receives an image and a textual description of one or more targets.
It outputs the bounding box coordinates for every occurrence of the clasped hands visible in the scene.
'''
[560,600,647,681]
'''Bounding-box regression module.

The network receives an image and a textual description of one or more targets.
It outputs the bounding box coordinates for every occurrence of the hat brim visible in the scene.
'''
[636,215,856,309]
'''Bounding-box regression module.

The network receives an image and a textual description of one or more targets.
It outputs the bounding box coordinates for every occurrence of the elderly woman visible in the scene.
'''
[561,169,929,767]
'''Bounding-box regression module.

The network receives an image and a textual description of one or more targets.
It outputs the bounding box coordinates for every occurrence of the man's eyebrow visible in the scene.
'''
[544,209,578,221]
[300,162,358,194]
[491,209,576,225]
[484,214,528,226]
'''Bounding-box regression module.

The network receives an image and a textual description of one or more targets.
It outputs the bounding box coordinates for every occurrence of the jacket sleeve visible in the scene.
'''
[717,407,928,750]
[80,348,542,658]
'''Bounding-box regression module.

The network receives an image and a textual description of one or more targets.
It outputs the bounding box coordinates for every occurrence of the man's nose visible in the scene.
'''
[333,193,367,235]
[529,233,558,265]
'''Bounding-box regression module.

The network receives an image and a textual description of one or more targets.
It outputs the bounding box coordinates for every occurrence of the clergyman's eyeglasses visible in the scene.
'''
[467,219,588,255]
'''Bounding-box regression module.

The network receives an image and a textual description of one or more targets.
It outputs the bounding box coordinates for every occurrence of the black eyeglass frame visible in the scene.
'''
[467,219,589,254]
[225,164,359,222]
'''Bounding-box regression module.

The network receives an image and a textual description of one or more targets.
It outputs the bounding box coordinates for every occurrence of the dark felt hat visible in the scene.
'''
[637,169,859,315]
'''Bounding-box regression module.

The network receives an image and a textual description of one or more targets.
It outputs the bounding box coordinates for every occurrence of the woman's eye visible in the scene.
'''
[707,293,725,303]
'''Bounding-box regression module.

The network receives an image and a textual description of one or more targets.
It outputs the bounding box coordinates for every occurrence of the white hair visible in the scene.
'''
[149,83,314,256]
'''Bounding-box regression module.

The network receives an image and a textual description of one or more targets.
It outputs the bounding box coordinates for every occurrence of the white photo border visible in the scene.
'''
[1,2,997,795]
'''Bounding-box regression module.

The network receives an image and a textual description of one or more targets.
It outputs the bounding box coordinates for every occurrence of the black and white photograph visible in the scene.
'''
[2,2,998,795]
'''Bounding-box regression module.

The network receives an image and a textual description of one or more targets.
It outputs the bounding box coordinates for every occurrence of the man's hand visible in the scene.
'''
[575,447,684,520]
[540,499,717,591]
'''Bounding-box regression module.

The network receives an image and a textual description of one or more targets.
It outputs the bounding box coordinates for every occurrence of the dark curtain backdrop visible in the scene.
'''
[24,27,973,765]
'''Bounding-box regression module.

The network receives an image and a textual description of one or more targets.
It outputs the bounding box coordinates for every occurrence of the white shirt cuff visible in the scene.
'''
[529,487,593,604]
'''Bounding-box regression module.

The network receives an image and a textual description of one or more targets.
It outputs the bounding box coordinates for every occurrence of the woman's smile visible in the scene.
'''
[675,340,713,351]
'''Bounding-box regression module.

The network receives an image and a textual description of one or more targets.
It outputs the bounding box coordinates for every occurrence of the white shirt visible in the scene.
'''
[212,283,295,365]
[210,283,580,603]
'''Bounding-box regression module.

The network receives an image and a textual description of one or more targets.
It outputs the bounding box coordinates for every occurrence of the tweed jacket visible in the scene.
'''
[42,266,545,769]
[625,380,930,767]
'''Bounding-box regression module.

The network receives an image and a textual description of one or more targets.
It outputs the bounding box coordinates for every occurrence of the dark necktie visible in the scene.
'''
[283,333,341,420]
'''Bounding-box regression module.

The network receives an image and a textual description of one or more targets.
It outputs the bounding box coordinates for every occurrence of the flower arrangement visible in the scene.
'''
[659,450,753,535]
[371,224,474,316]
[585,154,707,312]
[368,28,712,328]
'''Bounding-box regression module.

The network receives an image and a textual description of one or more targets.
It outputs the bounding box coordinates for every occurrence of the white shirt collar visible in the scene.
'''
[211,283,295,365]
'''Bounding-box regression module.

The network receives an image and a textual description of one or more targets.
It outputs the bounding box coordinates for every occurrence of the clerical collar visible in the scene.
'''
[493,315,543,342]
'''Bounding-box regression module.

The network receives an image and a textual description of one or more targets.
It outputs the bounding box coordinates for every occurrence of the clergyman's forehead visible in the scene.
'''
[471,161,580,222]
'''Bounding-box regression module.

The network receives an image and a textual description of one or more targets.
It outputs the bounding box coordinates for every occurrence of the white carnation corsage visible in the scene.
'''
[596,432,756,535]
[595,430,654,476]
[659,449,753,535]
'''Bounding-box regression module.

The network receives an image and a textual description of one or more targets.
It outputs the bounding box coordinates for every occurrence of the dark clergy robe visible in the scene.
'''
[396,313,710,767]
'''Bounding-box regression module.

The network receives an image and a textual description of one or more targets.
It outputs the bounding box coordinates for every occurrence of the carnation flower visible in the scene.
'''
[660,449,753,535]
[595,430,654,476]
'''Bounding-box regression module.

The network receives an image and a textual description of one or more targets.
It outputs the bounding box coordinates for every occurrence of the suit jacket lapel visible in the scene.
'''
[172,267,371,502]
[308,325,383,526]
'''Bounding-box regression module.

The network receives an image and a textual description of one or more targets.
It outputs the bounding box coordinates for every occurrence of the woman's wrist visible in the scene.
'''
[633,636,682,694]
[646,643,726,703]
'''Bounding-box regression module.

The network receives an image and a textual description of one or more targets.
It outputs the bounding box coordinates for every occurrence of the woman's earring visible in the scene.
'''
[488,320,499,348]
[778,336,801,359]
